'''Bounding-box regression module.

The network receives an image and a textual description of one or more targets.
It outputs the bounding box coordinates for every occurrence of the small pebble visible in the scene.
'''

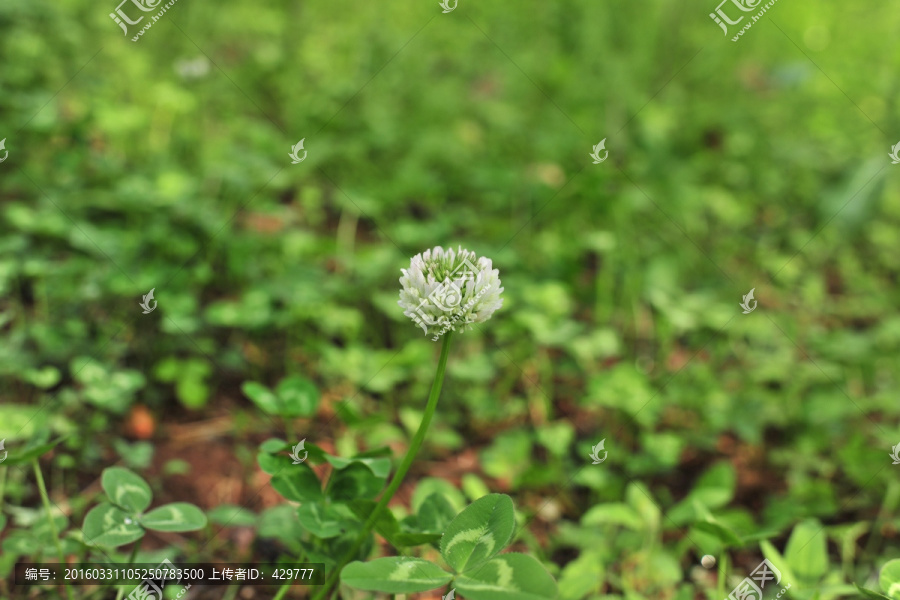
[701,554,716,569]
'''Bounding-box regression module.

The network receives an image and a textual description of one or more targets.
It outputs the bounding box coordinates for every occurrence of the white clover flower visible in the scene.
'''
[398,246,504,339]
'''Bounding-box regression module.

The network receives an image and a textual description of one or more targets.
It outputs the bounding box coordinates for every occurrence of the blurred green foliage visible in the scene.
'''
[2,0,900,597]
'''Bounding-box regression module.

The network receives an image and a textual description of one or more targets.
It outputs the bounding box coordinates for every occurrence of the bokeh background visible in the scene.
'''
[2,0,900,598]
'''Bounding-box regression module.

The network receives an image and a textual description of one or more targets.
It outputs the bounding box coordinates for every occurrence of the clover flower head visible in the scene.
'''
[398,246,503,338]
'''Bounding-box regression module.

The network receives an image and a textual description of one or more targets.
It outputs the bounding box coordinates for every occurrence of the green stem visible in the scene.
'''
[270,549,308,600]
[128,538,143,566]
[311,333,454,600]
[0,467,7,512]
[717,552,728,599]
[864,478,900,558]
[32,460,73,600]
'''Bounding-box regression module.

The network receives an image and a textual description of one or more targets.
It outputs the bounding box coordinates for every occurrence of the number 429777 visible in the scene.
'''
[272,568,315,580]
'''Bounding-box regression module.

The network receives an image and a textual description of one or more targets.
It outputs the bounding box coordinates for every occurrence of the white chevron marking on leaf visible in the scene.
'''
[444,527,494,558]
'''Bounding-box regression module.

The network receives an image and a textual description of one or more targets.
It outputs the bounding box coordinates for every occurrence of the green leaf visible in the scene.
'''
[880,559,900,598]
[175,359,212,409]
[1,435,66,466]
[412,478,467,514]
[0,406,47,441]
[259,438,288,453]
[2,531,42,555]
[667,462,736,524]
[324,454,391,479]
[784,519,827,582]
[270,464,323,502]
[693,520,742,547]
[691,462,736,508]
[297,502,345,539]
[140,503,207,532]
[341,557,452,593]
[349,500,442,548]
[258,505,304,554]
[242,381,281,415]
[207,505,258,527]
[557,549,603,600]
[441,494,515,573]
[455,553,558,600]
[760,539,799,586]
[258,450,291,475]
[34,512,69,544]
[82,503,145,547]
[417,493,459,534]
[625,482,660,533]
[329,463,383,501]
[113,440,154,470]
[581,502,643,530]
[101,467,152,513]
[856,584,891,600]
[276,375,321,417]
[22,366,61,389]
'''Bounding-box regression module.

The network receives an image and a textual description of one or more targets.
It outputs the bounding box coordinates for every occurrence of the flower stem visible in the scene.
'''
[270,549,307,600]
[32,459,73,600]
[717,552,728,599]
[128,537,143,566]
[311,333,453,600]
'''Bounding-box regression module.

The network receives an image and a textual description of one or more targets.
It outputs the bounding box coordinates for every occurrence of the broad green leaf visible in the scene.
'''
[417,493,458,533]
[259,438,288,453]
[856,584,891,600]
[441,494,515,573]
[881,559,900,598]
[297,502,344,539]
[258,450,291,475]
[270,464,323,502]
[101,467,152,513]
[207,505,258,527]
[242,381,281,415]
[174,359,212,409]
[784,519,827,582]
[625,482,660,533]
[692,462,736,508]
[481,430,532,483]
[349,500,441,548]
[34,513,69,544]
[140,503,207,531]
[0,406,47,441]
[581,502,642,530]
[2,436,65,466]
[23,366,61,389]
[455,553,558,600]
[760,539,799,586]
[258,505,303,554]
[324,454,391,479]
[329,463,383,501]
[557,549,603,600]
[341,557,451,593]
[113,440,154,470]
[667,462,736,524]
[276,375,320,417]
[82,503,144,547]
[693,520,742,547]
[412,478,467,514]
[2,531,41,555]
